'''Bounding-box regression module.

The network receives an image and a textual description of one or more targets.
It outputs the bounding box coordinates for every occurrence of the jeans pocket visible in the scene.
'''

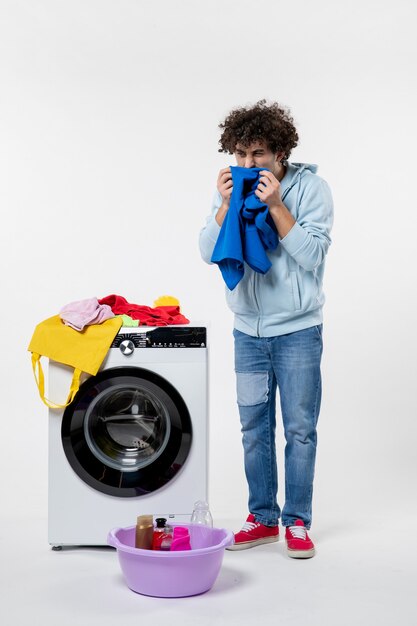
[236,371,269,406]
[314,324,323,339]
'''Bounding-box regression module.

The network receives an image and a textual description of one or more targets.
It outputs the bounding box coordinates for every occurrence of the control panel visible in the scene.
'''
[111,327,206,349]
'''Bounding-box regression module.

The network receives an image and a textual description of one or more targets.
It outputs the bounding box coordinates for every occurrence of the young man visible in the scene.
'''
[199,100,333,558]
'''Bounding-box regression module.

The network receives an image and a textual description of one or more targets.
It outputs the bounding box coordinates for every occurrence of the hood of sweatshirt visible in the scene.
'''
[211,162,319,210]
[280,162,318,202]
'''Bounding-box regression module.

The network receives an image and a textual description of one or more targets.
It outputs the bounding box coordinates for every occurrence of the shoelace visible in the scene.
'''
[241,521,259,533]
[288,525,307,540]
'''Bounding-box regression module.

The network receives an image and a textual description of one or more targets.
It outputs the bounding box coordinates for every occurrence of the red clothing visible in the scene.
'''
[98,295,189,326]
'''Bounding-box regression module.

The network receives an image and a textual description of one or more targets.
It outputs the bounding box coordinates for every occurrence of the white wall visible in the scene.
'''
[1,0,416,526]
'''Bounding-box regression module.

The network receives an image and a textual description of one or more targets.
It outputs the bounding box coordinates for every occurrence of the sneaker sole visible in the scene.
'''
[286,545,315,559]
[226,536,279,551]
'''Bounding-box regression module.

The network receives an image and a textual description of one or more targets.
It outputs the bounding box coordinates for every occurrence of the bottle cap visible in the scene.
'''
[155,518,167,528]
[193,500,209,509]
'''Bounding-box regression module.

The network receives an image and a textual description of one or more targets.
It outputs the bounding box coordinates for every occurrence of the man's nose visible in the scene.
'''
[244,157,255,168]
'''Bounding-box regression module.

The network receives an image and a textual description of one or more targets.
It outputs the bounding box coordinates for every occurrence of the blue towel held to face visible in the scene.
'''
[211,167,279,290]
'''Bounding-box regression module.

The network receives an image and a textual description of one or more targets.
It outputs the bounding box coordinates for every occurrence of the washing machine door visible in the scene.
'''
[61,367,192,497]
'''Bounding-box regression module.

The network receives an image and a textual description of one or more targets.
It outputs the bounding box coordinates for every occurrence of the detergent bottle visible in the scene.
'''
[135,514,154,549]
[152,518,168,550]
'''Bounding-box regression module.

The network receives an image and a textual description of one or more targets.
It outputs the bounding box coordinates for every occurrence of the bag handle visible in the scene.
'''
[31,353,82,409]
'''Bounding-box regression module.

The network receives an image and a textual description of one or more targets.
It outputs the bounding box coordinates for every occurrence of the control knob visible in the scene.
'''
[120,339,135,355]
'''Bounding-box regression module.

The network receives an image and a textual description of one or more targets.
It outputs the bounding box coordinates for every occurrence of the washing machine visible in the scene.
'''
[48,325,208,547]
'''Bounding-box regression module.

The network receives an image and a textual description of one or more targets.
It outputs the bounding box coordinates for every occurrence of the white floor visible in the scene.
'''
[1,513,416,626]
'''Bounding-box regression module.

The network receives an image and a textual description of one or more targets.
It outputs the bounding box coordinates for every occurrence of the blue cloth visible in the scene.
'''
[210,167,278,290]
[233,324,323,528]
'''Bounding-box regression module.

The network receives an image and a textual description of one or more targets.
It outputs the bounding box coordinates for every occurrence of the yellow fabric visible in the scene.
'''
[28,315,122,409]
[153,295,180,307]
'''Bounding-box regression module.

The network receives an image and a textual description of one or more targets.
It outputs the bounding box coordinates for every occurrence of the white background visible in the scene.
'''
[1,2,416,621]
[1,0,416,523]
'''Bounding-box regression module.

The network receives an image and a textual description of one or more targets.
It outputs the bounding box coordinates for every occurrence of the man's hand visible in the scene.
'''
[215,167,233,226]
[255,170,283,210]
[257,169,295,239]
[217,167,233,205]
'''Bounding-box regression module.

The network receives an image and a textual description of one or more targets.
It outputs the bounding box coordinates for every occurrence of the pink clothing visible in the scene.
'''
[59,297,115,331]
[170,527,191,551]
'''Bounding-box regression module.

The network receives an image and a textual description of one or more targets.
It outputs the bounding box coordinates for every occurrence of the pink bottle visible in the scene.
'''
[170,526,191,551]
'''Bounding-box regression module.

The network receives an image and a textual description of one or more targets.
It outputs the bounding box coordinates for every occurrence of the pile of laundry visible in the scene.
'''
[59,294,189,331]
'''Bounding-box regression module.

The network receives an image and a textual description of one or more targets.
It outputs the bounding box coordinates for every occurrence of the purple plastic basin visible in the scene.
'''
[107,523,234,598]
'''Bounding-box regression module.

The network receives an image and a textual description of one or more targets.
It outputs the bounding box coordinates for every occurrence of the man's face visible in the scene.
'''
[234,140,283,177]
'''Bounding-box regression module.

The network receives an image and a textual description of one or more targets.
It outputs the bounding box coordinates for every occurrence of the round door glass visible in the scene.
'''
[84,384,172,472]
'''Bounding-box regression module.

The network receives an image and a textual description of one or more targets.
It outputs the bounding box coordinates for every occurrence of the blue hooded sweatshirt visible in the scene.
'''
[199,162,334,337]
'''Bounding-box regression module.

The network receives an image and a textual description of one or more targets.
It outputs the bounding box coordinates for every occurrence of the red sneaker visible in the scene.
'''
[285,519,315,558]
[226,514,279,551]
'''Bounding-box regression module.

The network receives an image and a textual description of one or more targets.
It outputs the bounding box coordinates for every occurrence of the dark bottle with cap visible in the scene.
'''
[152,517,168,550]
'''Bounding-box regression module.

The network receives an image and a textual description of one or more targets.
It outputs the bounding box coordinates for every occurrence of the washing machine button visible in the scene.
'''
[120,339,135,355]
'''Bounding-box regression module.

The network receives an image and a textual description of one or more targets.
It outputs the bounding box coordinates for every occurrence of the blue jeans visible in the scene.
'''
[233,325,323,529]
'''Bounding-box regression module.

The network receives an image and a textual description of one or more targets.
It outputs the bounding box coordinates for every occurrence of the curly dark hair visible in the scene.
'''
[218,99,299,160]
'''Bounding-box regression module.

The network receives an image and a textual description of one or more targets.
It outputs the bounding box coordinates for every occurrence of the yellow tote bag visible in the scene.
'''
[28,315,123,409]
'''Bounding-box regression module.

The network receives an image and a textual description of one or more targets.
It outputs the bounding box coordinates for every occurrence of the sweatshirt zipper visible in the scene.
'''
[252,273,261,337]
